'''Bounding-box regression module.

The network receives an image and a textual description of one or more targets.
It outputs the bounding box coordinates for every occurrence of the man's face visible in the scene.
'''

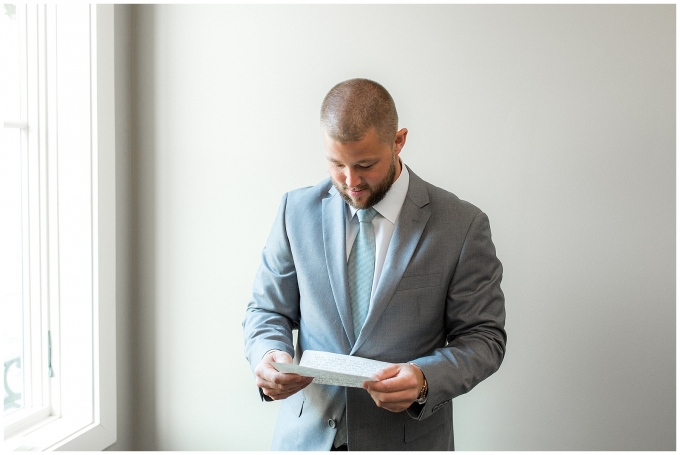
[323,127,407,210]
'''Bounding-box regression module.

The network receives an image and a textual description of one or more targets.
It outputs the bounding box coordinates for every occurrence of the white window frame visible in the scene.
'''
[3,4,116,451]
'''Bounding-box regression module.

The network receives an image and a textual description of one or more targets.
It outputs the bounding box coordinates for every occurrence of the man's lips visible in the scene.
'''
[347,187,367,197]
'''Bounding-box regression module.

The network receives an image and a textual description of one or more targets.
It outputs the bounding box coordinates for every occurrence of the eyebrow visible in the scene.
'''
[326,157,377,166]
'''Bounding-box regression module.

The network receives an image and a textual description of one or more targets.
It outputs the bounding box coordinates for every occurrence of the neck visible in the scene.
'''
[393,158,403,183]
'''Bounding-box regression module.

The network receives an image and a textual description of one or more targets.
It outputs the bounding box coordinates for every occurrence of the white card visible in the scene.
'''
[271,350,390,388]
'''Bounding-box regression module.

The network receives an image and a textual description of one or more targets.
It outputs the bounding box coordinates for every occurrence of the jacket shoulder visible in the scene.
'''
[411,171,483,220]
[428,182,480,212]
[280,178,333,215]
[287,178,332,200]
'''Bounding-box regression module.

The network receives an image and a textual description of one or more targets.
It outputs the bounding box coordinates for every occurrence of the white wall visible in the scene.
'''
[127,5,675,450]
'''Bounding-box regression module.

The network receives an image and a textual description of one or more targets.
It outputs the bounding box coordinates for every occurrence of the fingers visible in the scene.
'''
[365,364,419,393]
[367,374,419,393]
[257,362,301,386]
[366,383,419,411]
[260,378,313,400]
[254,350,313,400]
[363,363,423,412]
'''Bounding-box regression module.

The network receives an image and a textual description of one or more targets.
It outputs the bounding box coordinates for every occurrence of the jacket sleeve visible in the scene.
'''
[408,210,506,420]
[242,193,300,374]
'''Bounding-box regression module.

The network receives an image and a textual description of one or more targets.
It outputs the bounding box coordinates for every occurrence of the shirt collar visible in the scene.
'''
[348,160,410,225]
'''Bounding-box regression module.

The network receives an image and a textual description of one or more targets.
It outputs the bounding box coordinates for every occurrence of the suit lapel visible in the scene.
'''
[322,186,356,347]
[351,168,431,355]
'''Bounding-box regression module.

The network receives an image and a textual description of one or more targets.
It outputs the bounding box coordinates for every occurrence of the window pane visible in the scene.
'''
[2,4,21,121]
[1,128,24,416]
[2,3,25,416]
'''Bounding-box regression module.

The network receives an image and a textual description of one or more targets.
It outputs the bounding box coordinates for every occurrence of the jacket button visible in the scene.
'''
[328,419,336,429]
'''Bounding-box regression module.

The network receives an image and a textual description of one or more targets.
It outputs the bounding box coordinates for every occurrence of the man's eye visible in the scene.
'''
[358,164,373,169]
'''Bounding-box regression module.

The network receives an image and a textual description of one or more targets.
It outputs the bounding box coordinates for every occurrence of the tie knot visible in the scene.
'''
[357,207,378,223]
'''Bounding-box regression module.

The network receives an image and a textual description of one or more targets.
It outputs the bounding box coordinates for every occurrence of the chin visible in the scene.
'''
[347,195,369,210]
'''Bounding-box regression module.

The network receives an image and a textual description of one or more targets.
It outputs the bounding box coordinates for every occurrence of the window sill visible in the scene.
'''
[3,406,51,440]
[4,414,114,451]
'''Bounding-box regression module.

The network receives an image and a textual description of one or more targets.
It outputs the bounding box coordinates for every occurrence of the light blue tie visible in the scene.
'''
[348,207,378,340]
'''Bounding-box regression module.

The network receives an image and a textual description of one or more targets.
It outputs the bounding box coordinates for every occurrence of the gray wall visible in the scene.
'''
[121,5,675,450]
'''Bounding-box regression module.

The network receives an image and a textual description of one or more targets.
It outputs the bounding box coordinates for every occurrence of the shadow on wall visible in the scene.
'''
[130,6,157,450]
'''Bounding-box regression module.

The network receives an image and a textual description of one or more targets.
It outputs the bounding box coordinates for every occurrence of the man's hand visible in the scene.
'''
[362,363,425,412]
[254,350,313,400]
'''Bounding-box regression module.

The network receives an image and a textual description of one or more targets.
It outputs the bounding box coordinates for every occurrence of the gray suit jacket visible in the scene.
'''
[242,167,506,451]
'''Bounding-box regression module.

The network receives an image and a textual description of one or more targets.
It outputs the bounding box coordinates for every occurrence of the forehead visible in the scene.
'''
[323,128,390,163]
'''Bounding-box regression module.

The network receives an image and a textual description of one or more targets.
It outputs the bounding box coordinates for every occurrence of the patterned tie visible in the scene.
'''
[348,207,378,340]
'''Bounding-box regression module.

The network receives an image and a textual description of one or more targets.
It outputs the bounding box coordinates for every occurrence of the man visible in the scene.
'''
[243,78,506,451]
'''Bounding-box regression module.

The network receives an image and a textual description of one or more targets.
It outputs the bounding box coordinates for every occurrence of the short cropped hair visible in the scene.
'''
[320,78,398,145]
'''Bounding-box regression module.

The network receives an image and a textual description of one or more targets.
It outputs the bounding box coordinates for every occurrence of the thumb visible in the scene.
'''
[272,351,293,364]
[373,363,401,381]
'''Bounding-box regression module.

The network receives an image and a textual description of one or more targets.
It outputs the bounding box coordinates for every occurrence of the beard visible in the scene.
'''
[332,156,397,210]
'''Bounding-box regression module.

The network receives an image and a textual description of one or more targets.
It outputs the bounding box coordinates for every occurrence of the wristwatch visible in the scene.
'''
[415,375,428,404]
[409,362,428,404]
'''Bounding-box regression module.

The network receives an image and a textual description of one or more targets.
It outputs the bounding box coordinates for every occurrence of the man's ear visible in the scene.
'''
[394,128,408,155]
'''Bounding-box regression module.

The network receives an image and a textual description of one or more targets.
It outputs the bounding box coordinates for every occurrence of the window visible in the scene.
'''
[2,4,116,450]
[2,3,27,418]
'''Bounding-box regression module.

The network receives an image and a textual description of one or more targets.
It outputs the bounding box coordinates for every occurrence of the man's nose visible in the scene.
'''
[345,169,362,188]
